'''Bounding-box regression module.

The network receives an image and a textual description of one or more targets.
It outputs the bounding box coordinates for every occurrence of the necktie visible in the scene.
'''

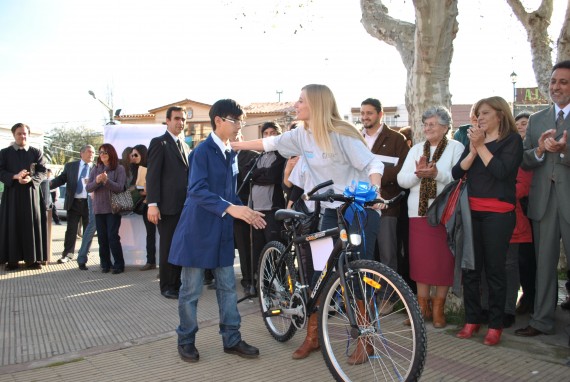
[177,140,187,164]
[76,163,88,194]
[225,149,231,165]
[557,110,565,128]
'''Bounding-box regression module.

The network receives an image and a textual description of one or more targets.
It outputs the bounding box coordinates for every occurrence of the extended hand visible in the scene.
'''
[226,205,266,229]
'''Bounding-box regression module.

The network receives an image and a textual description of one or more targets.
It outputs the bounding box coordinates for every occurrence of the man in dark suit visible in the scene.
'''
[50,145,95,266]
[146,106,190,299]
[516,60,570,337]
[360,98,409,314]
[169,99,265,362]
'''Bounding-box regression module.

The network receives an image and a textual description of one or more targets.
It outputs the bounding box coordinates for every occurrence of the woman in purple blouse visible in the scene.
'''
[86,143,126,274]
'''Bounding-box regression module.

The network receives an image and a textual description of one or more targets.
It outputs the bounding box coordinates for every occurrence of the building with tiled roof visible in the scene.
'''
[115,99,297,145]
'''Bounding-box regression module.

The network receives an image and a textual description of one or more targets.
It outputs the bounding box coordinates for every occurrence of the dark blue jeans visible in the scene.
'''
[95,213,125,271]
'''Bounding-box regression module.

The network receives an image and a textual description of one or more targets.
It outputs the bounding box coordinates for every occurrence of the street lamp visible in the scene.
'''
[510,71,517,114]
[88,90,115,124]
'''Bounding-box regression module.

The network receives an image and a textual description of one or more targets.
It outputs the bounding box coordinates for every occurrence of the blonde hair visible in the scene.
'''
[302,84,366,153]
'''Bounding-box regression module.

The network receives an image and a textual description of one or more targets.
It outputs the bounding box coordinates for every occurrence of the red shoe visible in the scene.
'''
[456,324,480,339]
[483,328,502,346]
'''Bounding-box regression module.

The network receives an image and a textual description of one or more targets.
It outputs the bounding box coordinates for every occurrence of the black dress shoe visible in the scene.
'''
[78,264,88,271]
[5,263,19,271]
[514,325,544,337]
[223,340,259,358]
[102,268,110,274]
[178,344,199,362]
[26,262,42,270]
[112,268,124,274]
[161,290,179,299]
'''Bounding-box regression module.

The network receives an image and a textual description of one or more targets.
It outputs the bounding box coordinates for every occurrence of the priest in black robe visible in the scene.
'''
[0,123,47,270]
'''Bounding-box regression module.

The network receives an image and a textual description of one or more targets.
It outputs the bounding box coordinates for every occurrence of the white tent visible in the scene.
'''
[103,123,168,155]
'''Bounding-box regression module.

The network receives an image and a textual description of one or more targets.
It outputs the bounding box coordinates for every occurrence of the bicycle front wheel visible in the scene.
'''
[257,241,298,342]
[319,259,427,382]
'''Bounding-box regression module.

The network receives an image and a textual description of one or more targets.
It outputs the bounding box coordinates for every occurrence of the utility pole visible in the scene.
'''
[276,90,283,102]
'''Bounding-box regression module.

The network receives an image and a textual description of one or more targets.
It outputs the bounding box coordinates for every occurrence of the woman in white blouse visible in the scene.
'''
[397,106,464,328]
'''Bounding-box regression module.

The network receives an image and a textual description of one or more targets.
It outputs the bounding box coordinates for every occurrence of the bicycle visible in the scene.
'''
[257,180,427,382]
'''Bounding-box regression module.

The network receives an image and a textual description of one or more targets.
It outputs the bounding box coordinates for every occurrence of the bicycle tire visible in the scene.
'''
[318,259,427,382]
[257,241,298,342]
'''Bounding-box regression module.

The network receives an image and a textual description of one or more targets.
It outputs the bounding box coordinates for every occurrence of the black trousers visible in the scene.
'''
[63,198,89,255]
[141,204,157,264]
[157,213,182,293]
[463,210,515,329]
[518,241,536,304]
[235,218,253,287]
[251,210,283,281]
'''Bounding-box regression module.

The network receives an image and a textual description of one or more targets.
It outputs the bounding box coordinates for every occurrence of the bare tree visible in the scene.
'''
[360,0,459,142]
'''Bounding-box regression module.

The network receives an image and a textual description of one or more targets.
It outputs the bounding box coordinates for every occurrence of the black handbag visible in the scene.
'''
[110,189,134,215]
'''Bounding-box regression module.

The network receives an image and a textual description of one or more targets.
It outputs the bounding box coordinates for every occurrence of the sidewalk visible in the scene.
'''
[0,221,569,381]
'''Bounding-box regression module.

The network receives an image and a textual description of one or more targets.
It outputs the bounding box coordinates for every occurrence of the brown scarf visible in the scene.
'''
[418,136,448,216]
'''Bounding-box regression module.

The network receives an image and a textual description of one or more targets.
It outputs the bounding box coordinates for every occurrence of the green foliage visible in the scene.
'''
[44,126,103,164]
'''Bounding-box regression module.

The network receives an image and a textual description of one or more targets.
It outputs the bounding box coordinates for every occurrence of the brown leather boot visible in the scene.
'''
[404,296,432,326]
[431,297,447,328]
[347,300,374,365]
[292,314,320,359]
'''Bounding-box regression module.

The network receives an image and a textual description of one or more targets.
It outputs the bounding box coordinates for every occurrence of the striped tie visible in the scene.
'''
[556,110,565,128]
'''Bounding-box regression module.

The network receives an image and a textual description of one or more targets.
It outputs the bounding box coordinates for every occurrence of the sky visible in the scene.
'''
[0,0,566,132]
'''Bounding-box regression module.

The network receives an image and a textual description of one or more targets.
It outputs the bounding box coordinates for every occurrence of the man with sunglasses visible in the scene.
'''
[146,106,190,299]
[50,145,95,269]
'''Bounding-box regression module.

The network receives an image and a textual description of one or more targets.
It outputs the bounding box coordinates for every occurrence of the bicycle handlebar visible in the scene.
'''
[308,189,406,207]
[303,180,334,199]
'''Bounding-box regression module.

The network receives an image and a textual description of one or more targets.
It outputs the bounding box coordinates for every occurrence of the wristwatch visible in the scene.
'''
[371,184,381,194]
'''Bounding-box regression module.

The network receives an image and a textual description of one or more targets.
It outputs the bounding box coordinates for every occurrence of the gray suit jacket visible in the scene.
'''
[521,105,570,222]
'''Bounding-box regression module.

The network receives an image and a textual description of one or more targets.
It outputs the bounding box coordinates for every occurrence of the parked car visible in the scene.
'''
[54,185,67,220]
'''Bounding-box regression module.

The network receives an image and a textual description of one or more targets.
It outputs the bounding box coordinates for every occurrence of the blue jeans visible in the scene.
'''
[177,266,241,348]
[77,196,96,265]
[95,213,125,271]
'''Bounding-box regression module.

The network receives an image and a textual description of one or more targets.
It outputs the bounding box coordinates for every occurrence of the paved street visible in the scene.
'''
[0,221,569,381]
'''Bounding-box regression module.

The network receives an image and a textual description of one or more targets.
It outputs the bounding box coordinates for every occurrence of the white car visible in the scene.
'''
[54,185,67,220]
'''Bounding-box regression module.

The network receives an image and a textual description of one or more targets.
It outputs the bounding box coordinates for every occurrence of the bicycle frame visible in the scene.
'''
[266,199,362,329]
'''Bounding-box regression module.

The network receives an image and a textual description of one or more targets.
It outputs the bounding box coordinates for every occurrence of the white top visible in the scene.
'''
[397,139,464,218]
[74,160,91,198]
[264,126,384,209]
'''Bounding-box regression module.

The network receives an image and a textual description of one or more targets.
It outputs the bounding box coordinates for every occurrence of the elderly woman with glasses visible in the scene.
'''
[397,106,464,329]
[86,143,126,274]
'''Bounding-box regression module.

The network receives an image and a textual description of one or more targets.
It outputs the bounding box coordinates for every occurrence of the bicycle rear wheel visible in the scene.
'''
[257,241,298,342]
[319,259,426,382]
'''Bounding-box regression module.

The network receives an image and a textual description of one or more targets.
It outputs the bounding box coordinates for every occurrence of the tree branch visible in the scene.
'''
[557,2,570,62]
[360,0,416,71]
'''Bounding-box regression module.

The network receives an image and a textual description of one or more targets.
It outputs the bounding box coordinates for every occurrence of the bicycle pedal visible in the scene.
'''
[263,309,282,317]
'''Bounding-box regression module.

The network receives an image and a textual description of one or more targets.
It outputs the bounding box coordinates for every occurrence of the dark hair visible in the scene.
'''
[515,111,531,121]
[166,106,186,120]
[11,123,30,134]
[209,99,244,131]
[261,121,282,135]
[361,98,383,114]
[132,144,148,167]
[120,147,133,179]
[97,143,119,170]
[552,60,570,72]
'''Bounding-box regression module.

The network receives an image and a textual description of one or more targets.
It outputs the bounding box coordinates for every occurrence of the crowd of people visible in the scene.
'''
[1,60,569,362]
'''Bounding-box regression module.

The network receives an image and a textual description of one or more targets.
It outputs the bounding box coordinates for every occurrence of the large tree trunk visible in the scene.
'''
[506,0,554,100]
[360,0,458,143]
[557,3,570,62]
